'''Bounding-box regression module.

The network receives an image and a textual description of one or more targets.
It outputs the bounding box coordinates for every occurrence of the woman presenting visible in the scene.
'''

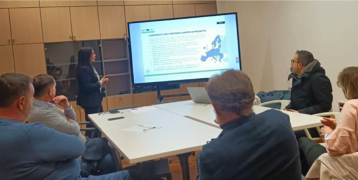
[77,47,109,137]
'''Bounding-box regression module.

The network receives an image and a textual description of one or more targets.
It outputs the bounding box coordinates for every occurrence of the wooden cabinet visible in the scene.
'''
[0,9,12,46]
[40,0,96,7]
[173,4,195,18]
[41,7,72,42]
[150,5,173,20]
[13,43,46,78]
[107,94,134,110]
[69,101,82,122]
[0,1,39,8]
[102,97,108,112]
[200,82,208,89]
[160,89,181,102]
[173,0,216,4]
[0,46,15,75]
[133,92,158,106]
[195,3,217,16]
[98,6,126,39]
[124,1,171,5]
[125,6,150,23]
[180,82,200,94]
[181,95,191,101]
[98,0,124,5]
[9,8,43,44]
[70,7,100,41]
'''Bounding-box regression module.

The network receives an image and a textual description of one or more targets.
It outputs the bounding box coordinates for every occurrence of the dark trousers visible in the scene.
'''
[295,129,320,141]
[298,137,327,175]
[83,170,139,180]
[84,105,103,137]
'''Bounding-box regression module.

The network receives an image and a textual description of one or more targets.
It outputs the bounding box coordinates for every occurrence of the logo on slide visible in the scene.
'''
[141,29,155,34]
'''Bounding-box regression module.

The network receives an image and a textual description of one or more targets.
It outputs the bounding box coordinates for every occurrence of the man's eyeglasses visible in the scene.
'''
[291,59,298,64]
[337,81,341,88]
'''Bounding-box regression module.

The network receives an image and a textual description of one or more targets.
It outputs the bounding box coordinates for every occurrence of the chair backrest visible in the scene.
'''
[314,112,341,122]
[253,95,261,105]
[260,100,291,110]
[306,152,358,180]
[304,111,341,141]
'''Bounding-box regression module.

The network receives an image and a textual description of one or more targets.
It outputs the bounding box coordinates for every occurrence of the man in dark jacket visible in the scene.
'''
[285,50,333,115]
[197,70,301,180]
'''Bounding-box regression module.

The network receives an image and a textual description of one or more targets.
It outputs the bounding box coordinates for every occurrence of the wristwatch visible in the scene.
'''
[324,133,330,138]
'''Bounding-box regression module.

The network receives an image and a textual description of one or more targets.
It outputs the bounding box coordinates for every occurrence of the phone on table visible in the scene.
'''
[108,116,125,121]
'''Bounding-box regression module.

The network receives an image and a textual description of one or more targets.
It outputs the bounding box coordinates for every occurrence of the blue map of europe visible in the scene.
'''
[201,35,224,62]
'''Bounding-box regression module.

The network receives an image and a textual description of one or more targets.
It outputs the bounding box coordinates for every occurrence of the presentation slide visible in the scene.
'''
[129,13,241,84]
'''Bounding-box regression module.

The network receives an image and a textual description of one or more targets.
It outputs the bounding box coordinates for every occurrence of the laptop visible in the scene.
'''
[187,87,211,104]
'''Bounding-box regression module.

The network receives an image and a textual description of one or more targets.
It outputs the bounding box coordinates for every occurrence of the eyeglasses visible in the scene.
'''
[291,59,298,64]
[337,81,341,88]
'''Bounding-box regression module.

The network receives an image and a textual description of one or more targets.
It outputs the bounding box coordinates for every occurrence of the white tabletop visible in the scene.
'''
[89,106,221,164]
[154,100,323,131]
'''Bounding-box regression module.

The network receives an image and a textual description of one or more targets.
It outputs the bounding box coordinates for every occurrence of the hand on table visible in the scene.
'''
[286,109,299,113]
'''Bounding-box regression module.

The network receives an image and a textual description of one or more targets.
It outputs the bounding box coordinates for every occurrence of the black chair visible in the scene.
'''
[78,122,100,138]
[108,141,172,180]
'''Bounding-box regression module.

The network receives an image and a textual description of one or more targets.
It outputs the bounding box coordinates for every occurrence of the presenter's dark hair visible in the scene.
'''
[77,47,94,75]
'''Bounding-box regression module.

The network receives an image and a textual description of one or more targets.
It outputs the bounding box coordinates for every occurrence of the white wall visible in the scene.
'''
[217,1,358,111]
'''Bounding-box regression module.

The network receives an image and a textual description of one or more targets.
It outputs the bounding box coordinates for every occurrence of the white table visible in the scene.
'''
[88,106,221,180]
[154,100,323,131]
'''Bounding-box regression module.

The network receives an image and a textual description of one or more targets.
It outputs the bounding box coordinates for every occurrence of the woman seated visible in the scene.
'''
[299,66,358,176]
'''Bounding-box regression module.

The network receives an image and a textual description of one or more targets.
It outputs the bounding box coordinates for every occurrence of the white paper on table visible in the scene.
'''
[123,126,146,133]
[130,106,156,113]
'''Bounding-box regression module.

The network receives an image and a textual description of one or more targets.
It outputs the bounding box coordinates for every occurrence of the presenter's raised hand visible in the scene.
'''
[100,76,109,85]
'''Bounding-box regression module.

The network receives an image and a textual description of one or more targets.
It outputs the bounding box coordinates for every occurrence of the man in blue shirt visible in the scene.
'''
[0,73,137,180]
[197,70,301,180]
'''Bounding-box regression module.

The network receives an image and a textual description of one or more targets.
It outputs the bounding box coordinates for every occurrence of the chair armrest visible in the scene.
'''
[80,128,97,131]
[78,122,92,125]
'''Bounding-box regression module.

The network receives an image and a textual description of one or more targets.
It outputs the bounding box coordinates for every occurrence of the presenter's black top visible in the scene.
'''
[77,66,103,108]
[197,110,301,180]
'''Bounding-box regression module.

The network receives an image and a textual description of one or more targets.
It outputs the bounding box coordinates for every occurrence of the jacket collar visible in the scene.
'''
[288,59,321,81]
[220,113,255,131]
[205,113,255,144]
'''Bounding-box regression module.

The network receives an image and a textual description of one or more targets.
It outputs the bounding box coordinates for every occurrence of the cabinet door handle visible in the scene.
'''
[12,39,15,44]
[69,36,72,40]
[8,39,11,45]
[73,36,76,41]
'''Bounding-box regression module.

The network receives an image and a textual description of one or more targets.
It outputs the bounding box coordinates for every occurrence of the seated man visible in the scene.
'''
[0,73,138,180]
[286,50,333,114]
[28,74,116,176]
[197,70,301,180]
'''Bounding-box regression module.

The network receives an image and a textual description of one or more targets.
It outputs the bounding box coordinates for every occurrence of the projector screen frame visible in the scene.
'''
[127,12,242,86]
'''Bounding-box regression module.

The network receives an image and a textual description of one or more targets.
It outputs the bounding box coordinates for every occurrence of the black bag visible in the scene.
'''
[80,138,110,177]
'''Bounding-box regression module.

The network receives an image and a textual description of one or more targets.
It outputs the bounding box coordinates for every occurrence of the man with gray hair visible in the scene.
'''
[197,70,301,180]
[286,50,333,114]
